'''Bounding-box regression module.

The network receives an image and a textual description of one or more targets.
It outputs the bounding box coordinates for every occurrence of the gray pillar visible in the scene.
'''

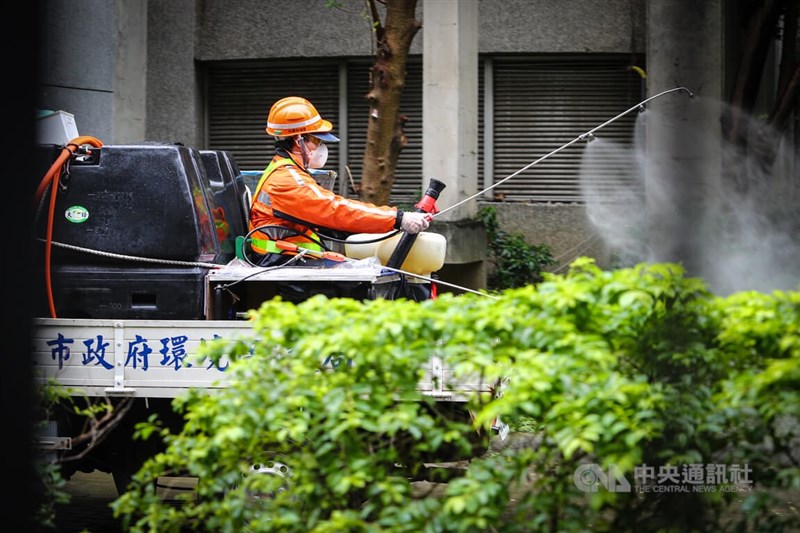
[645,1,723,277]
[146,0,202,147]
[422,0,479,221]
[114,0,147,143]
[422,0,485,291]
[38,0,115,142]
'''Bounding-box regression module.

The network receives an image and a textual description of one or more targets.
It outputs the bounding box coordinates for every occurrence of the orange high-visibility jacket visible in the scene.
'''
[249,154,400,253]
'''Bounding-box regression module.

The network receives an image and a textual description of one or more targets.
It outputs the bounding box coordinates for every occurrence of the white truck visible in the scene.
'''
[32,140,500,493]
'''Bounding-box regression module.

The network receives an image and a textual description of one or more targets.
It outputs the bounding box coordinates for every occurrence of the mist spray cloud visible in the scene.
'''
[580,96,800,295]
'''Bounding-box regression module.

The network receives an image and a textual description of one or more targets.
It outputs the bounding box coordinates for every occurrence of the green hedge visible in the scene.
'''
[113,258,800,532]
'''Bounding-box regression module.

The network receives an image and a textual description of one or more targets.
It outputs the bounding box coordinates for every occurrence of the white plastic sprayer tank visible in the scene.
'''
[345,232,447,276]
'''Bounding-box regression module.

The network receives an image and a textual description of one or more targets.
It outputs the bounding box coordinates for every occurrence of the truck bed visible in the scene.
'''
[33,261,492,401]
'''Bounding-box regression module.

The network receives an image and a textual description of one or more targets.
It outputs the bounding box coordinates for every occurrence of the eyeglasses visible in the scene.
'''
[302,134,322,146]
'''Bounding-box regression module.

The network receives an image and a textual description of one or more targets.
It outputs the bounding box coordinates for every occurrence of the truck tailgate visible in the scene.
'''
[32,318,492,400]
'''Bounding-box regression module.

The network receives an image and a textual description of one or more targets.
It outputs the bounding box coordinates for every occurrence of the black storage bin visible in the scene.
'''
[50,265,207,319]
[34,143,223,319]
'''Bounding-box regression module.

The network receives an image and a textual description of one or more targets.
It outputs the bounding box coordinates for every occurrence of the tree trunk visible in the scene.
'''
[360,0,421,206]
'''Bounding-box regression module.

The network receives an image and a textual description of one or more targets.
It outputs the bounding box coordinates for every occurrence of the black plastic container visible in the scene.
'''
[34,143,225,319]
[48,265,208,319]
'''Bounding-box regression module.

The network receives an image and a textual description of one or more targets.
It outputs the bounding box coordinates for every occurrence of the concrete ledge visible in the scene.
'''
[431,219,487,265]
[427,219,488,293]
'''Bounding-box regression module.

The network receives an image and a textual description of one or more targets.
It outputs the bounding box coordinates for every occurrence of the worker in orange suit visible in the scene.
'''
[248,96,429,267]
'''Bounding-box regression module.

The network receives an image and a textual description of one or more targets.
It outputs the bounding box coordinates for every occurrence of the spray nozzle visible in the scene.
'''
[679,86,695,98]
[579,133,595,142]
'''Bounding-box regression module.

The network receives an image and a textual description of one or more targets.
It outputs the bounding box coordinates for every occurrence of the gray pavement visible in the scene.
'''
[55,471,197,532]
[55,471,122,532]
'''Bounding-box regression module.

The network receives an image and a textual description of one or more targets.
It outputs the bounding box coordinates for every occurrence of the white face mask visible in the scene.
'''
[308,141,328,169]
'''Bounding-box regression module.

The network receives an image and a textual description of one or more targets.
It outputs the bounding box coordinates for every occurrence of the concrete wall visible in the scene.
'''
[478,0,644,53]
[482,202,612,272]
[191,0,644,60]
[194,0,385,59]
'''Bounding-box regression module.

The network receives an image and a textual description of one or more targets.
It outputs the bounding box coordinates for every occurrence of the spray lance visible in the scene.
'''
[386,178,446,269]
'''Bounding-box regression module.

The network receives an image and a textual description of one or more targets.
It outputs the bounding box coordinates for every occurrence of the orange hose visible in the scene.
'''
[34,136,103,206]
[39,136,104,318]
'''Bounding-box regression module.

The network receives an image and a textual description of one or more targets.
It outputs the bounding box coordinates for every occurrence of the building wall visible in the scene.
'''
[477,0,644,54]
[191,0,644,60]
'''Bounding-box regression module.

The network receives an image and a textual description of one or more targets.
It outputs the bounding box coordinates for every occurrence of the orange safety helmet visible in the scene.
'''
[266,96,339,142]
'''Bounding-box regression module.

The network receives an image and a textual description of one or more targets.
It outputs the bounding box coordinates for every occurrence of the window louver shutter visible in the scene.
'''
[206,61,340,172]
[205,55,643,204]
[492,55,644,202]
